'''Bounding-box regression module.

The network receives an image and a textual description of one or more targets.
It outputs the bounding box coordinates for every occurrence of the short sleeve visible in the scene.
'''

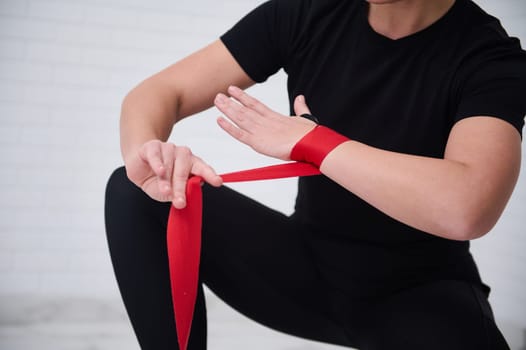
[220,0,303,83]
[454,32,526,136]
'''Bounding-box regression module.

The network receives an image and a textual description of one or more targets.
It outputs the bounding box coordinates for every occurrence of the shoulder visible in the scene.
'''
[456,0,526,59]
[443,0,526,85]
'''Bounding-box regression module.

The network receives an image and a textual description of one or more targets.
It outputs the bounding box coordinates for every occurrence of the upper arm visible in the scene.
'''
[444,116,522,235]
[143,39,256,123]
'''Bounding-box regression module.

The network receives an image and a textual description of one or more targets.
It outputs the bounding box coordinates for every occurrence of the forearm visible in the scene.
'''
[120,78,179,163]
[120,43,256,165]
[320,139,519,241]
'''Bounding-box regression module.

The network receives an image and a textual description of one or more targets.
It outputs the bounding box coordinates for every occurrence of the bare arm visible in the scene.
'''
[120,40,255,207]
[121,39,254,159]
[322,117,521,240]
[216,87,522,241]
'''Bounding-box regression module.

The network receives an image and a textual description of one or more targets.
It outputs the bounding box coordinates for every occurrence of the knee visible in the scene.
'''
[105,166,137,207]
[104,166,150,222]
[104,166,171,232]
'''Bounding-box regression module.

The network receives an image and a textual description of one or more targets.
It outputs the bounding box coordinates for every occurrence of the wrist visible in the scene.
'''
[290,125,350,167]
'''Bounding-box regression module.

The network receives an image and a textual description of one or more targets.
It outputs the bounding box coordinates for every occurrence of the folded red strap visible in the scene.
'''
[167,162,320,350]
[290,125,349,167]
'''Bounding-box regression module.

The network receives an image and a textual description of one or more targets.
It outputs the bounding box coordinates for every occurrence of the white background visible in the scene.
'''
[0,0,525,349]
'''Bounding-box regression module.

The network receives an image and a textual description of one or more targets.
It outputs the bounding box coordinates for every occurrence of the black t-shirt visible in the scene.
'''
[221,0,526,292]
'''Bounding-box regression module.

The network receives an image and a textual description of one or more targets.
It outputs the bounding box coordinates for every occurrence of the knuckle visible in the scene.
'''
[145,139,162,152]
[238,108,249,118]
[146,148,161,161]
[244,100,254,108]
[237,131,249,143]
[145,140,160,151]
[176,146,192,157]
[162,143,176,155]
[245,99,259,110]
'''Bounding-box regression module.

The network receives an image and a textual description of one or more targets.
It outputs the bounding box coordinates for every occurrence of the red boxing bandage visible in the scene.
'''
[290,125,350,167]
[167,163,321,350]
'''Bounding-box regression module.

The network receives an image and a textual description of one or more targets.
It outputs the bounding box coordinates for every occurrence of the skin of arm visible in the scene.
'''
[119,40,255,207]
[320,117,521,241]
[216,87,522,241]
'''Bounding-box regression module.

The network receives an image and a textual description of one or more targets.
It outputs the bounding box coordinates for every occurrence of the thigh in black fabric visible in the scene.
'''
[357,280,509,350]
[199,184,351,347]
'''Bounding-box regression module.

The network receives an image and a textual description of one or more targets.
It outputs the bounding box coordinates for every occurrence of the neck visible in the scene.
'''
[367,0,455,40]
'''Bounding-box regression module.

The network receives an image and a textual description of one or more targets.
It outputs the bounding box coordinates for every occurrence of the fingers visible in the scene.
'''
[191,155,223,187]
[170,147,223,209]
[171,146,192,208]
[216,116,252,146]
[227,85,269,115]
[139,141,174,197]
[138,141,221,209]
[214,86,272,146]
[293,95,312,116]
[139,140,166,177]
[215,85,277,129]
[159,143,175,196]
[215,88,317,160]
[215,91,259,133]
[215,92,244,119]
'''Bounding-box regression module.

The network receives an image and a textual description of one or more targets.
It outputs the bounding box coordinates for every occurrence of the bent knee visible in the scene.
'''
[104,166,171,238]
[105,166,142,205]
[104,166,151,222]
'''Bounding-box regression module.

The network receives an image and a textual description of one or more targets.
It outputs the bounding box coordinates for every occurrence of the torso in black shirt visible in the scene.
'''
[220,0,526,294]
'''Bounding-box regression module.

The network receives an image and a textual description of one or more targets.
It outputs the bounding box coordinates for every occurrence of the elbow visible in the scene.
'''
[120,88,139,117]
[441,207,499,241]
[121,77,182,125]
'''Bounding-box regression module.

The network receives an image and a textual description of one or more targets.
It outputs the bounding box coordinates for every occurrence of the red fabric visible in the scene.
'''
[167,162,320,350]
[167,176,203,350]
[290,125,349,167]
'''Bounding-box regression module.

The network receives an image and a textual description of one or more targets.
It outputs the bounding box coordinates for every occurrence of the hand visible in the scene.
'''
[125,140,223,209]
[215,86,317,160]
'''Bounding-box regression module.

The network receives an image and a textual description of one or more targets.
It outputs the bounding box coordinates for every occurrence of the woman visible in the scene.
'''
[105,0,526,348]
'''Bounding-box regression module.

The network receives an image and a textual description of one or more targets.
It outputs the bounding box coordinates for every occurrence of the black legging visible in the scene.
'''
[104,166,509,350]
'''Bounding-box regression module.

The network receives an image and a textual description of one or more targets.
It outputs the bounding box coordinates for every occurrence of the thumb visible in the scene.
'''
[293,95,311,116]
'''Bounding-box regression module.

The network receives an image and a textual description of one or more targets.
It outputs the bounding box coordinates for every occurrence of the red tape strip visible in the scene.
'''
[290,125,349,167]
[166,162,320,350]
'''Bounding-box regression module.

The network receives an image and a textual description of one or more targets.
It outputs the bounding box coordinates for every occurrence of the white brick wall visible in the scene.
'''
[0,0,525,342]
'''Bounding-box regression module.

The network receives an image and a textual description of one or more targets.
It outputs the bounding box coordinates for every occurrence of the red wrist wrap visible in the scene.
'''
[290,125,350,167]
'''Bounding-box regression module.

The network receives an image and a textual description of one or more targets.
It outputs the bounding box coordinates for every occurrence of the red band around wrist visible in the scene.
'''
[290,125,350,167]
